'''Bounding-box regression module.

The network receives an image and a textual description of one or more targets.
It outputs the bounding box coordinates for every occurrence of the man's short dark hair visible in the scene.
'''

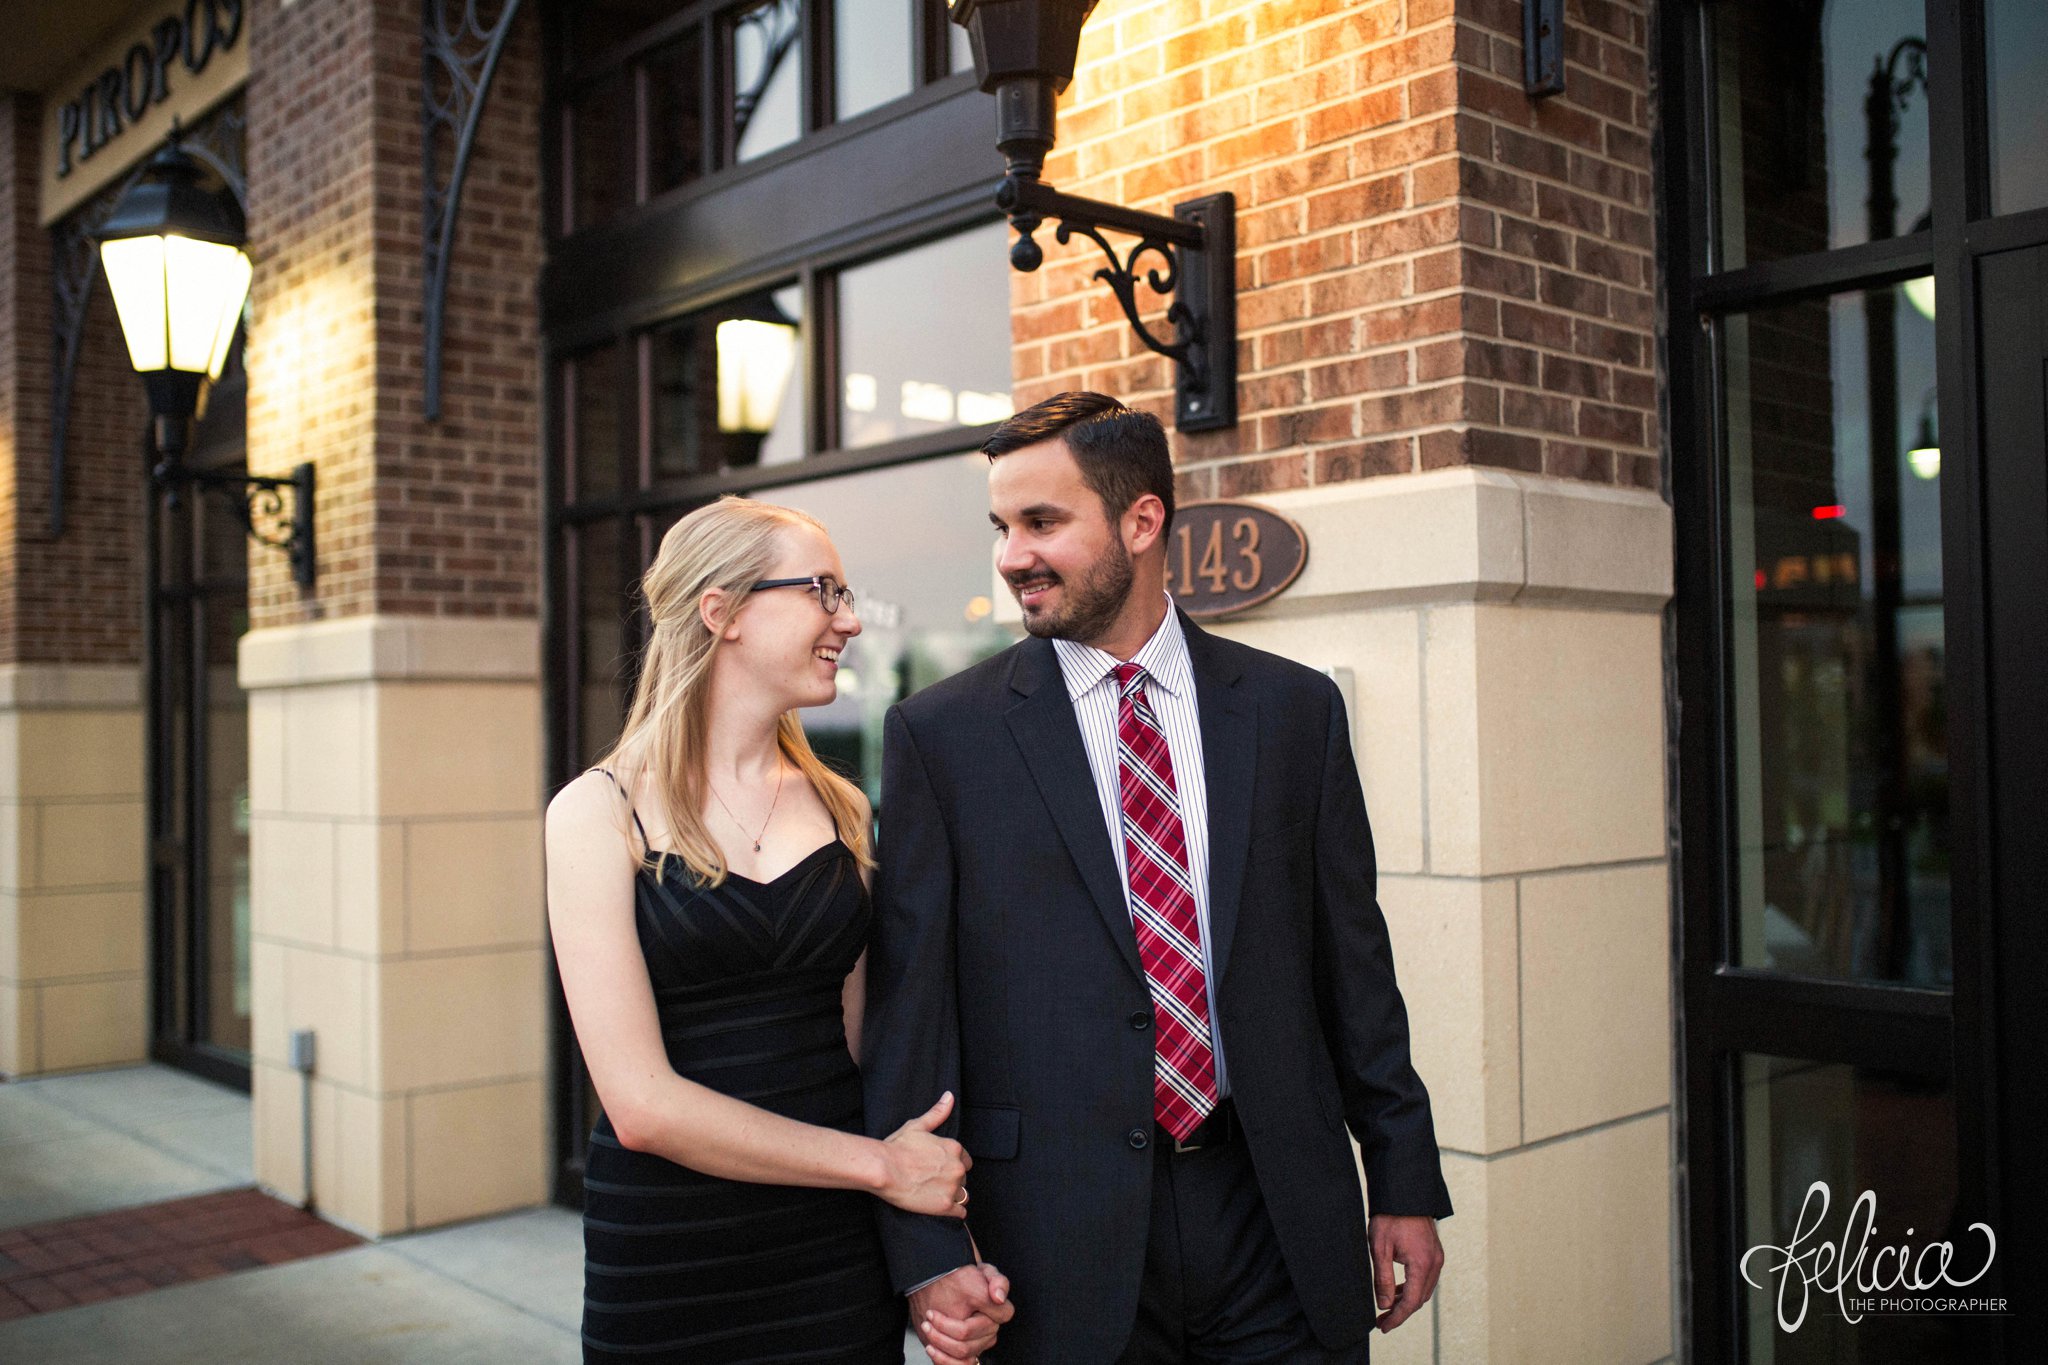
[982,391,1176,535]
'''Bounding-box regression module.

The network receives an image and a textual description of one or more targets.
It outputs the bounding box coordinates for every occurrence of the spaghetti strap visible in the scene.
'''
[588,767,651,857]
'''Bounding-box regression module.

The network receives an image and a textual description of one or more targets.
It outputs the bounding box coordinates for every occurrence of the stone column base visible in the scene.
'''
[240,615,547,1237]
[0,665,147,1078]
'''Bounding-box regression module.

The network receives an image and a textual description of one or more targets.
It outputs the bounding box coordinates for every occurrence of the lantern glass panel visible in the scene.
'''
[100,236,171,372]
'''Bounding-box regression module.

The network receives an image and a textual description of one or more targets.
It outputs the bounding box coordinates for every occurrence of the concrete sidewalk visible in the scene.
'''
[0,1064,924,1363]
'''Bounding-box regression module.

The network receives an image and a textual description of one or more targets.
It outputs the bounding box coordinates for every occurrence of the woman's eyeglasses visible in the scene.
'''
[752,575,857,615]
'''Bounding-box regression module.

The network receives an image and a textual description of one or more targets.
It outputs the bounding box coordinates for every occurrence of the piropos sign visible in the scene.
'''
[39,0,248,226]
[1162,501,1309,620]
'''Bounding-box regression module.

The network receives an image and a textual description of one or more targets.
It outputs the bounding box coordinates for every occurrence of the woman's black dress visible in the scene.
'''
[581,773,904,1364]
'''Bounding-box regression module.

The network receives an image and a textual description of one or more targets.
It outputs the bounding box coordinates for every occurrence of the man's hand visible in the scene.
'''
[1369,1214,1443,1332]
[909,1263,1013,1365]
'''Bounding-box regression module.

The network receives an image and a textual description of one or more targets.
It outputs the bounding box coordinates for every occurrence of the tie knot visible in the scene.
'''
[1114,661,1147,699]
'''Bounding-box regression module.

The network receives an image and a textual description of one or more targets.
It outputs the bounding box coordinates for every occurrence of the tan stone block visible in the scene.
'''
[250,816,336,947]
[1521,479,1673,611]
[280,945,373,1090]
[248,691,286,817]
[14,709,145,800]
[334,820,405,956]
[32,799,145,892]
[281,685,368,818]
[1427,606,1666,877]
[375,949,546,1092]
[0,981,36,1076]
[404,817,544,953]
[1381,874,1520,1154]
[371,682,540,819]
[1520,862,1673,1141]
[251,1058,306,1202]
[1213,608,1426,875]
[11,889,147,981]
[0,803,27,894]
[407,1077,548,1229]
[39,976,147,1071]
[1265,468,1528,611]
[331,1082,408,1236]
[249,938,288,1067]
[1477,1112,1674,1363]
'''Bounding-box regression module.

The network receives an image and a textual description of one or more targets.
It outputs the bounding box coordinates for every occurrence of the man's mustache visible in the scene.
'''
[1004,569,1061,590]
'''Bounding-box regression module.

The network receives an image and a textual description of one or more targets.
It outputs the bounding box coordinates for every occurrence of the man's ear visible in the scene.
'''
[699,588,740,640]
[1124,493,1168,557]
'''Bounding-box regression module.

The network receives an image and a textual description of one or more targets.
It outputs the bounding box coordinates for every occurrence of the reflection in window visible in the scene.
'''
[652,284,805,479]
[1711,0,1929,269]
[769,452,1018,799]
[835,0,915,120]
[732,0,803,163]
[1737,1056,1966,1363]
[838,221,1014,448]
[566,0,696,70]
[577,518,633,767]
[1987,0,2048,216]
[646,31,708,196]
[1722,284,1948,985]
[569,342,630,500]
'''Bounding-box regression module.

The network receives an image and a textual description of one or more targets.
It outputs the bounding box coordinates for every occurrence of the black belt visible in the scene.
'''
[1157,1097,1237,1153]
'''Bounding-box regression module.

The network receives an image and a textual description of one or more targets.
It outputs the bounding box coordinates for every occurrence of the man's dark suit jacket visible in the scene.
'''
[862,613,1452,1363]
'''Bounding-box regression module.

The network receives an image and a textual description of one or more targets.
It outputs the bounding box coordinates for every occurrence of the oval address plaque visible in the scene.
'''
[1163,500,1309,620]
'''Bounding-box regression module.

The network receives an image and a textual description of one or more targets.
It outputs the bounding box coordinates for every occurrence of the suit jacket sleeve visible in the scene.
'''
[862,703,977,1290]
[1310,680,1455,1218]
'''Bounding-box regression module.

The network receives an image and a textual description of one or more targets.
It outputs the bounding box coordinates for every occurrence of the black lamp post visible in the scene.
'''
[99,134,316,588]
[951,0,1237,431]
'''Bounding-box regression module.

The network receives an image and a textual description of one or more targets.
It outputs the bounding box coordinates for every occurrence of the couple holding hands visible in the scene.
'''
[545,391,1451,1365]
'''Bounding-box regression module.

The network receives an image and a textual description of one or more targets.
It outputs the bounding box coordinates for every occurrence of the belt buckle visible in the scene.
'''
[1172,1131,1205,1154]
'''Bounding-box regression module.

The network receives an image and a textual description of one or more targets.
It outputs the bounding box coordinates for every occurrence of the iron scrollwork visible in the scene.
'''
[157,460,317,591]
[422,0,526,421]
[997,175,1236,431]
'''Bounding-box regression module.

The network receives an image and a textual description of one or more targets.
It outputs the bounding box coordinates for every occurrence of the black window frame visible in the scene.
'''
[1660,2,2041,1359]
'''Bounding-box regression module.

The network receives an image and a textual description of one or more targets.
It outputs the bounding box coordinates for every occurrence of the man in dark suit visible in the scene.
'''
[864,392,1451,1364]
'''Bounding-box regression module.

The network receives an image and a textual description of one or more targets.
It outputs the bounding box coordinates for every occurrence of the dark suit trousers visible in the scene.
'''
[1113,1125,1370,1365]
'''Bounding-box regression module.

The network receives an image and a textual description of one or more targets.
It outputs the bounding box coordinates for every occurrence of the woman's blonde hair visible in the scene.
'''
[593,496,873,885]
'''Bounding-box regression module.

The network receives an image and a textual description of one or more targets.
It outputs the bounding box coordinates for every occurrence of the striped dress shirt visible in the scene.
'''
[1051,598,1230,1097]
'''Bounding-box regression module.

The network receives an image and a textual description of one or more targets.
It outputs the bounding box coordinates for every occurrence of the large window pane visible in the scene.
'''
[569,342,631,502]
[834,0,915,121]
[1711,0,1930,269]
[731,0,803,163]
[1986,0,2048,216]
[1737,1056,1967,1362]
[577,518,633,768]
[770,452,1018,799]
[651,283,805,479]
[566,0,695,70]
[646,31,708,196]
[1722,284,1948,985]
[837,221,1014,448]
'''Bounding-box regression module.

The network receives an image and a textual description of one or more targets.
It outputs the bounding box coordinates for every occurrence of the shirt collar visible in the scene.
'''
[1051,594,1192,703]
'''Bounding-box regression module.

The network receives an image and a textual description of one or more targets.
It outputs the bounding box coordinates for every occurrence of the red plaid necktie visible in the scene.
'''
[1113,662,1219,1141]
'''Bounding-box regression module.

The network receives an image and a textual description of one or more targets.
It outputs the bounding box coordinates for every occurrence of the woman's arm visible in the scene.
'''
[545,772,964,1208]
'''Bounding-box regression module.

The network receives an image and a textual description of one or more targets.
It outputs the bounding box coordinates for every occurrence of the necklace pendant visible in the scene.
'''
[753,841,762,852]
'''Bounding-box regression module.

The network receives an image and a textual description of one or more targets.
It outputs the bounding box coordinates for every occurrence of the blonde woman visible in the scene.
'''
[546,497,1000,1364]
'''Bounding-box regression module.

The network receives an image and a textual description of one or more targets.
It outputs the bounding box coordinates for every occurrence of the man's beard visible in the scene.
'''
[1011,537,1136,644]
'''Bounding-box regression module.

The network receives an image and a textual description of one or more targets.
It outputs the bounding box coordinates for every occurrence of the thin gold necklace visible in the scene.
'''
[708,760,785,853]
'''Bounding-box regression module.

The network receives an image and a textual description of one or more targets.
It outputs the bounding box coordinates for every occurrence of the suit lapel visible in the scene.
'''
[1004,639,1144,981]
[1184,615,1255,987]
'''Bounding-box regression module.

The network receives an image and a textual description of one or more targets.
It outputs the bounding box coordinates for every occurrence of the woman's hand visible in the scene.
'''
[879,1091,972,1216]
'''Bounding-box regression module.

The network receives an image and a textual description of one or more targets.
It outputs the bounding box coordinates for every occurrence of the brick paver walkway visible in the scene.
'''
[0,1187,360,1321]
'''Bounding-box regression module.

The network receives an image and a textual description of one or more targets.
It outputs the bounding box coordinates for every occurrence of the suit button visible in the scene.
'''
[1128,1128,1149,1150]
[1130,1010,1152,1030]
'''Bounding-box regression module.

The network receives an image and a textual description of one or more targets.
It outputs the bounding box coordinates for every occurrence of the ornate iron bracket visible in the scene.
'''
[155,460,317,590]
[422,0,526,421]
[50,106,245,538]
[996,176,1236,431]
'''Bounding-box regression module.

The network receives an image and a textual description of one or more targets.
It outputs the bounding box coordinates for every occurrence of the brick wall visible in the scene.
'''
[245,0,542,628]
[0,94,149,668]
[1011,0,1658,498]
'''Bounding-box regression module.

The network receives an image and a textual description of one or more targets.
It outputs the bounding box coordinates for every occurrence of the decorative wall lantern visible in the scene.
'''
[950,0,1237,431]
[99,135,316,589]
[716,308,800,436]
